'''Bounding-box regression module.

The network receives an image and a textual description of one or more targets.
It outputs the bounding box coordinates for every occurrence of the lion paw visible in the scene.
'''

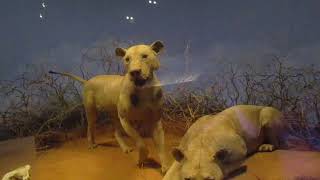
[258,144,274,152]
[161,165,169,175]
[137,161,146,168]
[122,146,134,154]
[88,143,98,150]
[138,147,149,166]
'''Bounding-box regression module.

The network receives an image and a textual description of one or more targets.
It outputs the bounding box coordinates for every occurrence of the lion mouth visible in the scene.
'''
[133,77,148,87]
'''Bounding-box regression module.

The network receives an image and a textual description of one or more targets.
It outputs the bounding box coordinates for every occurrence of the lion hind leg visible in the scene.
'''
[258,144,275,152]
[259,107,284,151]
[84,91,98,149]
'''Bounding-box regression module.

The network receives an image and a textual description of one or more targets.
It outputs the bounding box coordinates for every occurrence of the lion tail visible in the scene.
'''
[49,71,87,84]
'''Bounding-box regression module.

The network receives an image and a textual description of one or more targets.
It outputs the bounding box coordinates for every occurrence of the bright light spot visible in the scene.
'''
[125,16,135,23]
[40,13,43,19]
[41,2,47,8]
[148,0,152,3]
[153,1,157,4]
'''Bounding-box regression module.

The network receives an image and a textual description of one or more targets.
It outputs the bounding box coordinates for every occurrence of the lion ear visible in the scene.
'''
[115,48,126,57]
[150,40,164,53]
[214,148,230,162]
[172,147,185,162]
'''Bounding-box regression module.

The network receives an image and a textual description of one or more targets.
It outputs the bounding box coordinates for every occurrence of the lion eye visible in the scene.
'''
[142,54,148,59]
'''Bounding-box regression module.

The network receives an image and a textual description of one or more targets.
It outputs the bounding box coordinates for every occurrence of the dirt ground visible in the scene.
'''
[2,126,320,180]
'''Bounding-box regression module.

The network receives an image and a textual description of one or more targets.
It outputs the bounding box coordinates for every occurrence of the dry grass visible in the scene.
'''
[0,46,319,151]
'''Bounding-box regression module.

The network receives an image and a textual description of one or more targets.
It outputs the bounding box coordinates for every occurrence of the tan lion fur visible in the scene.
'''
[49,41,170,173]
[163,105,285,180]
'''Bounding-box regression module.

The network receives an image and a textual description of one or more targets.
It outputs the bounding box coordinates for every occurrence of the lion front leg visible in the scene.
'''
[152,120,170,174]
[118,113,149,166]
[114,129,133,153]
[162,161,181,180]
[112,116,134,153]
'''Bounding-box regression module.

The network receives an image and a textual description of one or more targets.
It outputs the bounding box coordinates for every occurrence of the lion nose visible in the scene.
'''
[130,69,141,77]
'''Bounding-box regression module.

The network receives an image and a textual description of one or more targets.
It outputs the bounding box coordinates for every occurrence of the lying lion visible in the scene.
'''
[163,105,286,180]
[49,41,169,173]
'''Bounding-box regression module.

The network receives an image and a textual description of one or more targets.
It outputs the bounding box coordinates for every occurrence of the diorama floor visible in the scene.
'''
[2,126,320,180]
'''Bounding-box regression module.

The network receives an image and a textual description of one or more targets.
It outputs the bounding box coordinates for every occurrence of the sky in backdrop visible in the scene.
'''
[1,0,320,79]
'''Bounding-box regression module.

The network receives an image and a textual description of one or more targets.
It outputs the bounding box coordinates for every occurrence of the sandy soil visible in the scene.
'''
[2,128,320,180]
[0,136,36,176]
